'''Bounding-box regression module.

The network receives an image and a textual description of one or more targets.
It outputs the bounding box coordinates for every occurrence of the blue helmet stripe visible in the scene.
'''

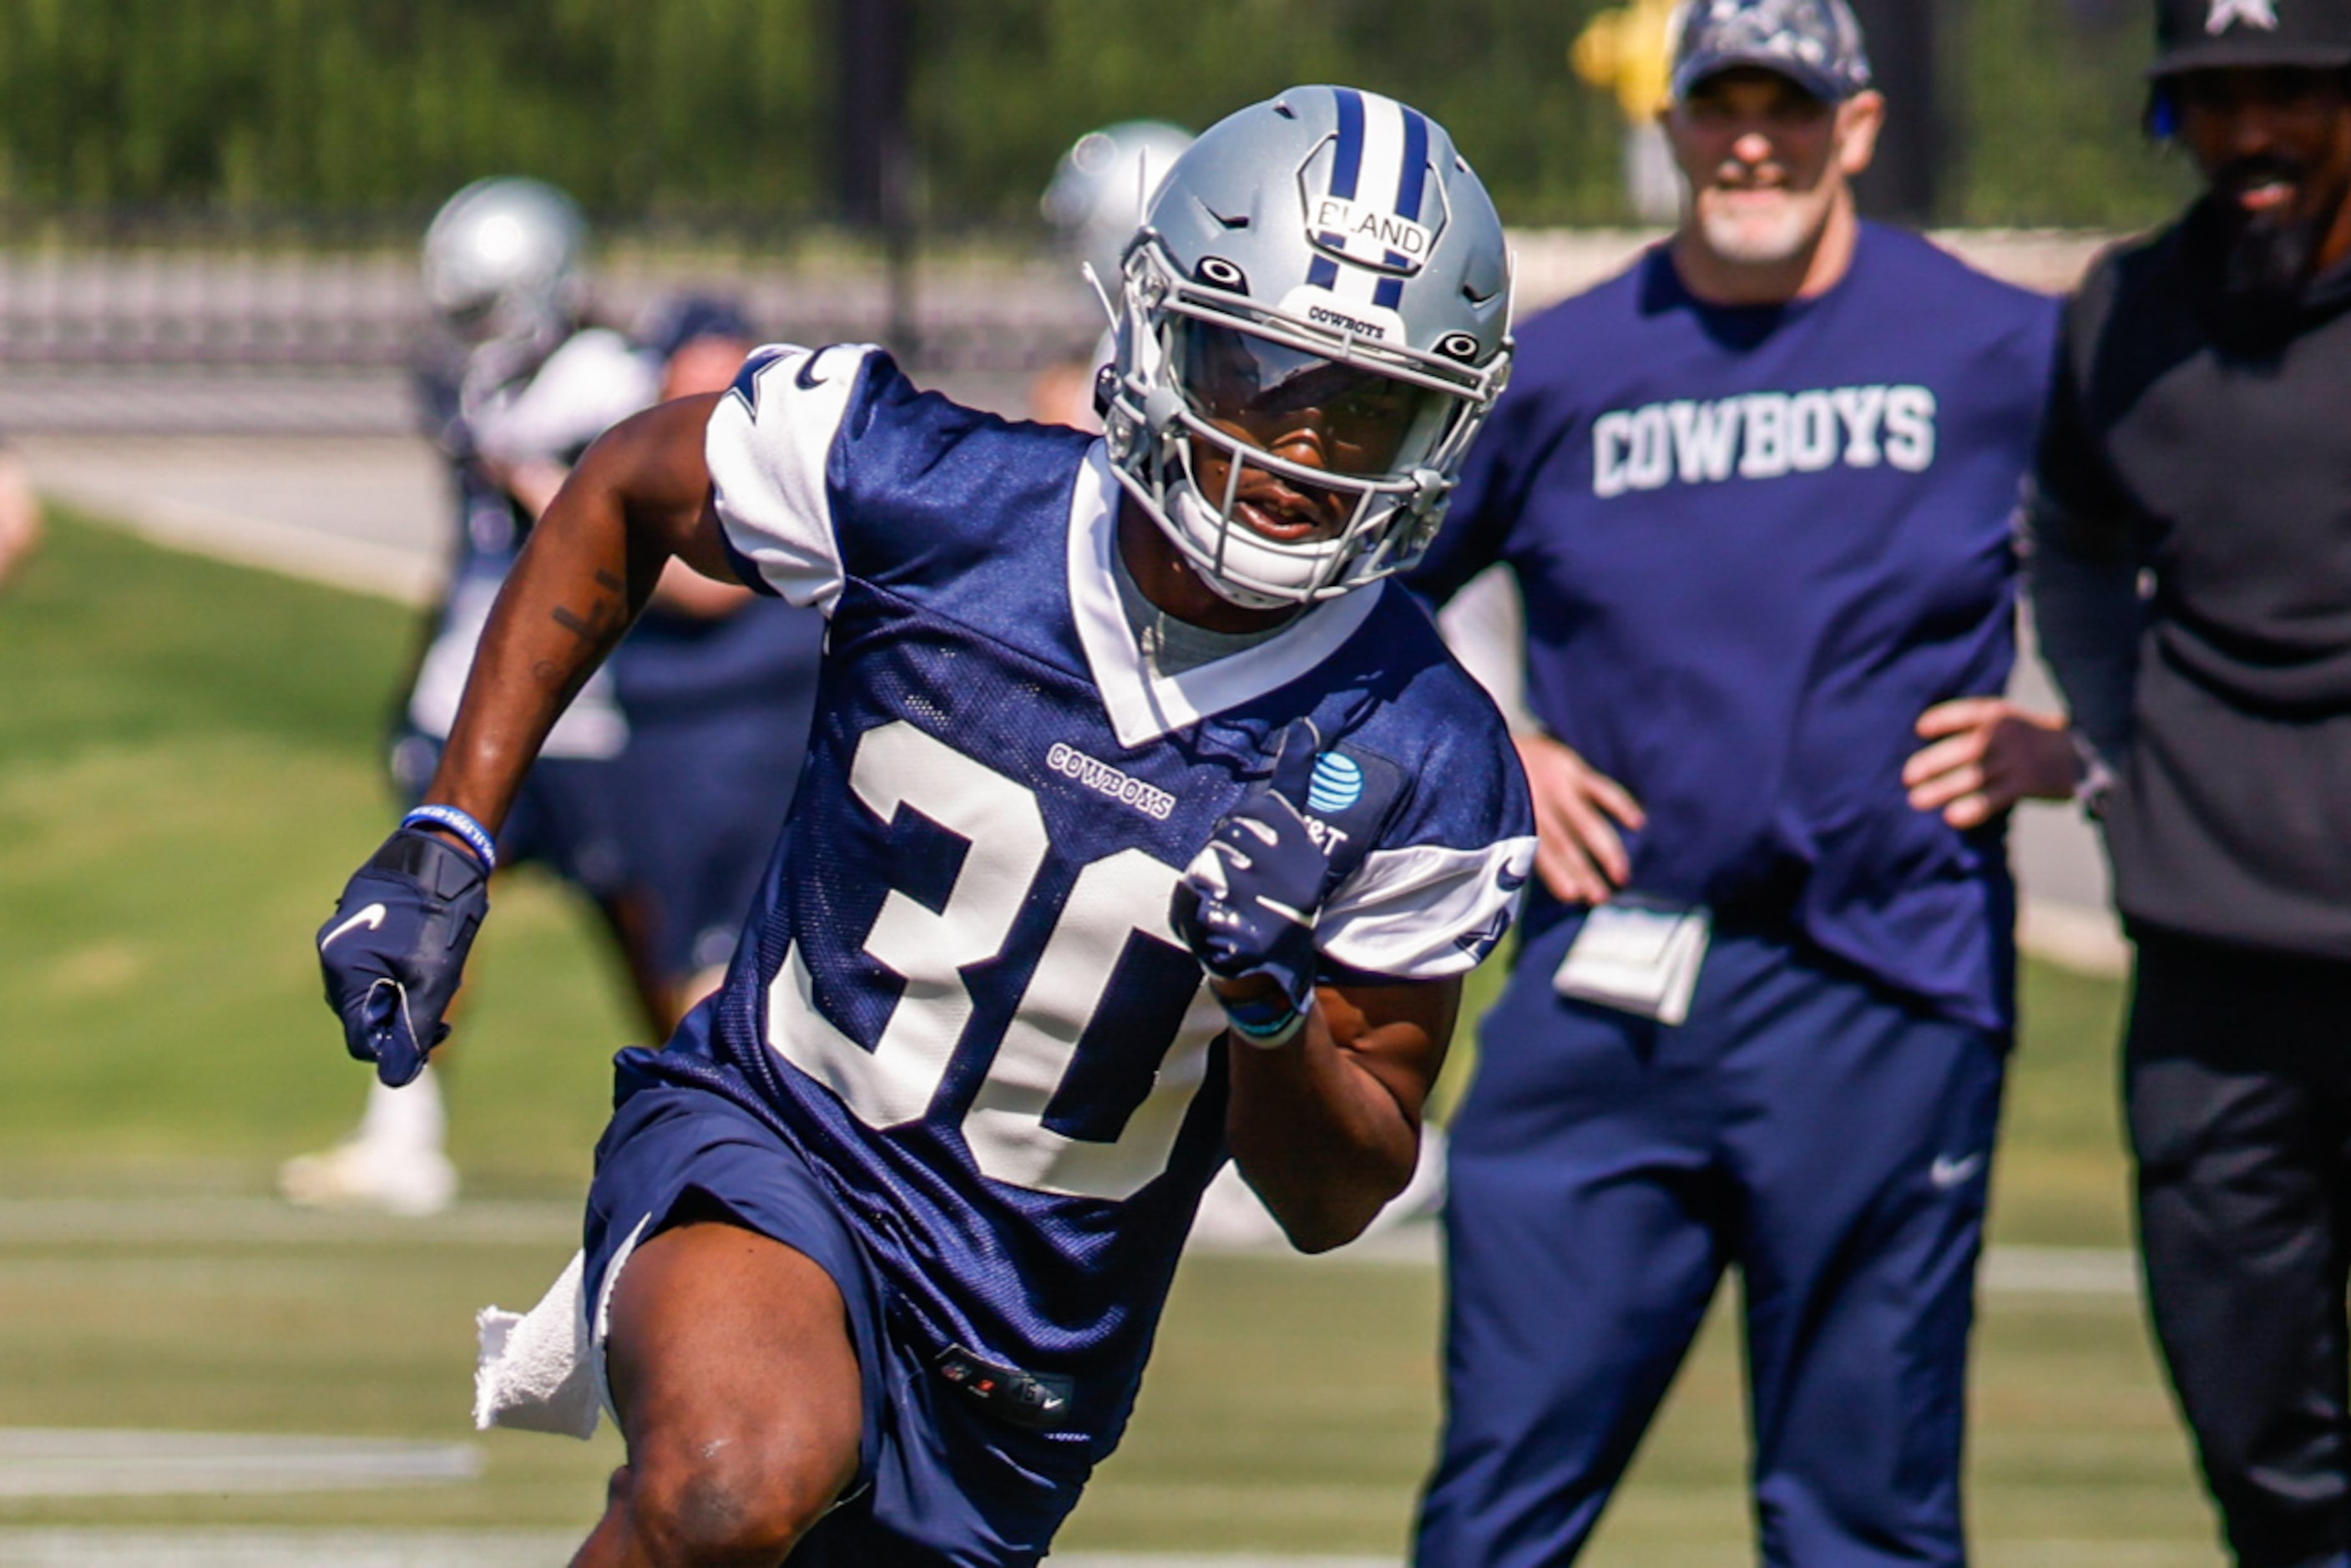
[1329,88,1365,200]
[1393,105,1430,223]
[1308,89,1367,291]
[1377,102,1431,291]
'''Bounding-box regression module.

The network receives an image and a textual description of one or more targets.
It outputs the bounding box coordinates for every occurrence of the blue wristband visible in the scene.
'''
[1223,989,1309,1050]
[402,805,498,874]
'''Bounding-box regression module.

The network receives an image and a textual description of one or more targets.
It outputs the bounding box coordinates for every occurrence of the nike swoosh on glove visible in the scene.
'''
[318,827,490,1087]
[1171,718,1332,1027]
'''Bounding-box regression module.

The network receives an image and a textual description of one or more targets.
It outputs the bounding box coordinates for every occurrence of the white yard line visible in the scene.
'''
[0,1430,478,1499]
[0,1530,564,1567]
[0,1196,578,1247]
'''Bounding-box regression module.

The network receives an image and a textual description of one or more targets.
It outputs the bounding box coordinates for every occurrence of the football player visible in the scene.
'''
[319,88,1532,1565]
[285,177,663,1216]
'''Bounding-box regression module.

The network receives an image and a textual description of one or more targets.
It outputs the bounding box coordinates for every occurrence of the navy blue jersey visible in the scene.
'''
[1415,226,2055,1031]
[633,343,1532,1461]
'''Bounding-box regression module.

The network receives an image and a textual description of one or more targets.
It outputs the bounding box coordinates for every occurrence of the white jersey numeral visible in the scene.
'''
[768,721,1217,1201]
[969,847,1227,1200]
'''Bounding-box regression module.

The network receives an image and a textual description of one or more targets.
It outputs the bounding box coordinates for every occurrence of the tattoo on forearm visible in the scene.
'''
[549,569,629,649]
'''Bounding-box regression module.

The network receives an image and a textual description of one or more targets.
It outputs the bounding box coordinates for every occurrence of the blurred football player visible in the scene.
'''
[320,87,1532,1565]
[284,177,662,1216]
[1031,119,1193,431]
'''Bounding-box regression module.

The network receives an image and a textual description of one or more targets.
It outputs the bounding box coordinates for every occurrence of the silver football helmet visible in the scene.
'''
[1041,119,1196,301]
[1102,87,1513,608]
[420,177,584,358]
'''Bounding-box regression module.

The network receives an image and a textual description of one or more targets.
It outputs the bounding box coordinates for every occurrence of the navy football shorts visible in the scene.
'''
[581,1075,1091,1567]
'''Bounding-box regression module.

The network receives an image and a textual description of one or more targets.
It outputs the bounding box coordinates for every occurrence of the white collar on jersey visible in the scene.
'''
[1067,442,1383,750]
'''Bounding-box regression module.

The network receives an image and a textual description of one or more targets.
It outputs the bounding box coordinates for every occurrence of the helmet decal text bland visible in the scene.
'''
[1299,89,1445,284]
[1309,198,1436,272]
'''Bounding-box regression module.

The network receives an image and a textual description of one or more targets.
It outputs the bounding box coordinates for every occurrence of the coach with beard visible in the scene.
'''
[2029,3,2351,1563]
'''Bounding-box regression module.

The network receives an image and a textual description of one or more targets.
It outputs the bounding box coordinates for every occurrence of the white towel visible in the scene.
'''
[473,1248,601,1439]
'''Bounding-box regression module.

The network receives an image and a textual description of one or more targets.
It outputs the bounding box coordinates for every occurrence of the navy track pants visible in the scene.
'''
[1418,923,2006,1567]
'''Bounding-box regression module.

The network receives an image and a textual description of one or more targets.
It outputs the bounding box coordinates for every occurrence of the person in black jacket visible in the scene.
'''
[2029,4,2351,1563]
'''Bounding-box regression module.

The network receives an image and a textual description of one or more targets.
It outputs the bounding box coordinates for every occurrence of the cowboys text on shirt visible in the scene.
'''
[1591,382,1937,498]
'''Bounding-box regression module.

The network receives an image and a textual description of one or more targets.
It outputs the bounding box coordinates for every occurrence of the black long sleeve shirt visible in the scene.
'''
[2029,200,2351,956]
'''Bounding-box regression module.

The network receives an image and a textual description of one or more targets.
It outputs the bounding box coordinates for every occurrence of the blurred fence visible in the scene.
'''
[0,226,2118,437]
[0,238,1101,434]
[0,249,1100,373]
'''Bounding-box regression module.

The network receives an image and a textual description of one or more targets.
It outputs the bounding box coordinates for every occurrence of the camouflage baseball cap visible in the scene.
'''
[1669,0,1876,103]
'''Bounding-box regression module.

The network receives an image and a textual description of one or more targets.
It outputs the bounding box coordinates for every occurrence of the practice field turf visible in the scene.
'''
[0,512,2222,1561]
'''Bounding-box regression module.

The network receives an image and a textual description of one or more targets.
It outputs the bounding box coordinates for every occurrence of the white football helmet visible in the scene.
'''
[1041,119,1196,301]
[420,177,584,359]
[1102,87,1513,609]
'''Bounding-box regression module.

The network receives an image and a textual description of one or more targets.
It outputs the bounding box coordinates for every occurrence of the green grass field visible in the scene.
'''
[0,510,2222,1562]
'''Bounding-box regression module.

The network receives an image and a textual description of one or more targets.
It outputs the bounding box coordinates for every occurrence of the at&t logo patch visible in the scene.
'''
[1307,751,1365,814]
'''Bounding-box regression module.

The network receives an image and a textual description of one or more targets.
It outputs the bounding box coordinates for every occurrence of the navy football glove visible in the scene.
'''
[317,827,489,1088]
[1172,719,1332,1044]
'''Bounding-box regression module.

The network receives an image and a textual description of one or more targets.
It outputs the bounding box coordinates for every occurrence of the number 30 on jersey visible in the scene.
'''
[766,721,1227,1203]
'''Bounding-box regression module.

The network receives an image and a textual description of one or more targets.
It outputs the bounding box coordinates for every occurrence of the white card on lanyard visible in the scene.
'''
[1551,897,1711,1026]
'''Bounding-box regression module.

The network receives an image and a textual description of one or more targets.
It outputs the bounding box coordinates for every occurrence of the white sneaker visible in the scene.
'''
[278,1138,459,1217]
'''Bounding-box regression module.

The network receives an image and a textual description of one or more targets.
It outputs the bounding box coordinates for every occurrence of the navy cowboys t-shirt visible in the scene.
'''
[1415,224,2056,1032]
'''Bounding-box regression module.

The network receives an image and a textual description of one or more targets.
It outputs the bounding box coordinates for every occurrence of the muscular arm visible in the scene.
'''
[427,392,737,831]
[1225,975,1457,1254]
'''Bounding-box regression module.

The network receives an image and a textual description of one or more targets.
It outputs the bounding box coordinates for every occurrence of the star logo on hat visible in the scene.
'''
[2207,0,2281,33]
